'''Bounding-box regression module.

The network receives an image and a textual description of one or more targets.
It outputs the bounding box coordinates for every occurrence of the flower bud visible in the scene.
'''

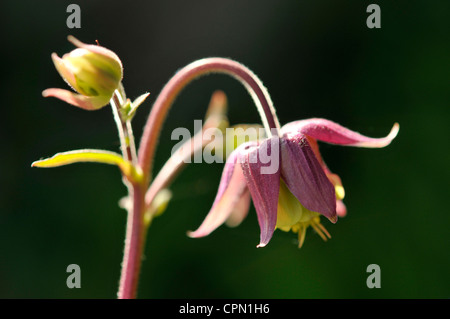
[43,36,123,110]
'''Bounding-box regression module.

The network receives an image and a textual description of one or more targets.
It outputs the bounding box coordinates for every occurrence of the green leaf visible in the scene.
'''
[128,92,150,119]
[31,149,142,183]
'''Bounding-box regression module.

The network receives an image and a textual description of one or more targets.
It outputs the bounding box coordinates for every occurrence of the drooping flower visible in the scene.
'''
[42,36,123,110]
[188,118,399,247]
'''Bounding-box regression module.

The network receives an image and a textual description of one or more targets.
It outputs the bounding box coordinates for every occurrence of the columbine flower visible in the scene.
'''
[42,36,123,110]
[188,118,399,247]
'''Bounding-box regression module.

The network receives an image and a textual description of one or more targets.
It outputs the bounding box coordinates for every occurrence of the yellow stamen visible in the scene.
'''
[310,222,328,242]
[315,221,331,239]
[297,225,307,248]
[309,217,331,242]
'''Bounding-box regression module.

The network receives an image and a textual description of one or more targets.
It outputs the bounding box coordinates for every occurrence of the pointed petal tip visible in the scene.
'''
[42,88,60,99]
[256,242,267,248]
[328,214,338,224]
[186,230,198,238]
[256,230,274,248]
[354,122,400,148]
[50,52,61,62]
[187,228,214,239]
[389,122,400,140]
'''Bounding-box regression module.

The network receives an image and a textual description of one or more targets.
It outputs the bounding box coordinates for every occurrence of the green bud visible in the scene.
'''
[42,36,123,110]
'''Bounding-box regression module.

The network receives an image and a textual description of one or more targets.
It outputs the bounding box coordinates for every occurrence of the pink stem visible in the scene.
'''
[117,182,145,299]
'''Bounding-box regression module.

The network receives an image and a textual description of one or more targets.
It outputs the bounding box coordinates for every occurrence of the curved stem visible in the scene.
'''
[138,58,281,186]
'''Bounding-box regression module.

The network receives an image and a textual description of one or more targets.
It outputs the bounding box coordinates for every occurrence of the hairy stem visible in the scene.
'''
[117,182,145,299]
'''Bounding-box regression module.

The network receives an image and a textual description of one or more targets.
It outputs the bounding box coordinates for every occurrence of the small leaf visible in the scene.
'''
[31,149,142,183]
[128,92,150,119]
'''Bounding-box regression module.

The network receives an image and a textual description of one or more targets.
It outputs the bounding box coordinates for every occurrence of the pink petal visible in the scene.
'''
[210,142,257,209]
[307,137,347,217]
[188,145,250,238]
[225,189,251,227]
[42,88,110,110]
[240,137,281,247]
[280,133,337,223]
[282,118,399,148]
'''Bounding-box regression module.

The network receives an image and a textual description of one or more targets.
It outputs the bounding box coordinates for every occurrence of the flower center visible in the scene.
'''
[276,179,332,248]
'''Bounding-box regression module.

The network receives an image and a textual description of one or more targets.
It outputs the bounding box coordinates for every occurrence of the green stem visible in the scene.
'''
[111,89,137,165]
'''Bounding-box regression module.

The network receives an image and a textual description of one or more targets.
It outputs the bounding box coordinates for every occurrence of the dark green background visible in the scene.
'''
[1,0,449,298]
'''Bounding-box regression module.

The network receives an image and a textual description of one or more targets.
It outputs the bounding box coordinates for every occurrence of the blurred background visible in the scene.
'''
[1,0,449,298]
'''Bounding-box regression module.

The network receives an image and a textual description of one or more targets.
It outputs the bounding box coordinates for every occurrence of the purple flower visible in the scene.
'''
[188,118,399,247]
